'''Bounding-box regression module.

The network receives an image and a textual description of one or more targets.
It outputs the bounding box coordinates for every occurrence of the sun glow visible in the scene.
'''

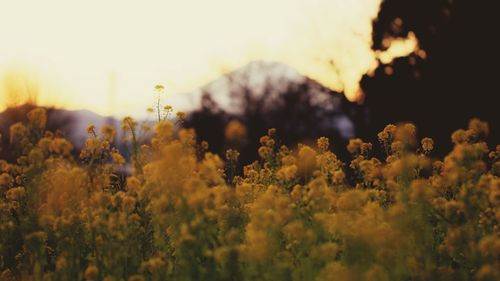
[0,0,417,116]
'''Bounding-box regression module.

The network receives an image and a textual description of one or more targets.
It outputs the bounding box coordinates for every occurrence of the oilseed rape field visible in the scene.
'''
[0,107,499,281]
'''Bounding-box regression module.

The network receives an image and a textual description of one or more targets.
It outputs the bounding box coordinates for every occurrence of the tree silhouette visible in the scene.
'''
[360,0,499,154]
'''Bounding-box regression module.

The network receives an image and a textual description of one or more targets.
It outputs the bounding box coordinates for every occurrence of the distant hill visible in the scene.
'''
[183,61,363,163]
[53,109,120,148]
[0,104,118,161]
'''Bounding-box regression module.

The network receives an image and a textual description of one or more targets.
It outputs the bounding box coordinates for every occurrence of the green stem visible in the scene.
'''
[157,95,161,123]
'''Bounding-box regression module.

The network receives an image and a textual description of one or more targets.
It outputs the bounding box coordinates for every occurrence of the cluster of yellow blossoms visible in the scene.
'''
[0,108,498,281]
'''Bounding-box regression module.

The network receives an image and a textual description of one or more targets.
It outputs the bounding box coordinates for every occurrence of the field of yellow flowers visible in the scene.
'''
[0,107,498,281]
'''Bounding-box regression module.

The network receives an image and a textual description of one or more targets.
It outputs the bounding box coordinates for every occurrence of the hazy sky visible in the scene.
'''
[0,0,417,116]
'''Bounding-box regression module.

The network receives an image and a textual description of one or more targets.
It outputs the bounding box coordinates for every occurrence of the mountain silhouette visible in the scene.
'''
[0,104,118,161]
[183,61,363,164]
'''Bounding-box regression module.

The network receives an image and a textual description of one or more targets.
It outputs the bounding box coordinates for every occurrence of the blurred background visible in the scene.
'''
[1,0,498,163]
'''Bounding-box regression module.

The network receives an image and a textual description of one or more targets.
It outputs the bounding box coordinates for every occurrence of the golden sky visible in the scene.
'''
[0,0,417,117]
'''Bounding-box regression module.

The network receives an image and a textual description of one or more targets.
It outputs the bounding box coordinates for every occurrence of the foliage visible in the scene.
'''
[0,108,498,281]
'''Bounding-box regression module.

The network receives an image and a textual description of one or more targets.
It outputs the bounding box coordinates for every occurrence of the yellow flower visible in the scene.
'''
[395,123,417,145]
[336,189,367,211]
[390,140,404,154]
[214,246,232,263]
[282,220,305,241]
[224,120,247,142]
[267,128,276,137]
[478,235,500,258]
[84,265,98,281]
[127,176,142,193]
[9,122,27,144]
[178,128,196,146]
[122,116,138,131]
[201,140,209,150]
[333,170,345,184]
[50,138,73,156]
[128,275,145,281]
[3,107,500,279]
[475,265,496,281]
[242,186,292,260]
[347,138,372,156]
[5,186,26,201]
[154,121,174,143]
[122,195,136,213]
[199,153,225,184]
[317,262,355,281]
[56,256,67,271]
[444,200,464,223]
[317,137,330,152]
[290,185,302,201]
[468,118,489,138]
[451,129,469,144]
[297,145,317,176]
[364,265,389,281]
[421,137,434,153]
[0,173,14,187]
[101,125,116,141]
[27,107,47,129]
[259,135,270,146]
[37,137,52,153]
[176,111,186,119]
[347,138,363,155]
[488,178,500,205]
[408,179,434,202]
[225,149,240,162]
[378,124,396,143]
[281,155,296,166]
[39,166,89,217]
[258,146,272,159]
[154,84,165,93]
[276,165,298,181]
[86,124,96,135]
[111,151,126,165]
[311,242,339,261]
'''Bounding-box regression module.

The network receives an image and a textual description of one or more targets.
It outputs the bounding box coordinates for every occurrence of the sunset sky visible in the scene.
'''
[0,0,417,117]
